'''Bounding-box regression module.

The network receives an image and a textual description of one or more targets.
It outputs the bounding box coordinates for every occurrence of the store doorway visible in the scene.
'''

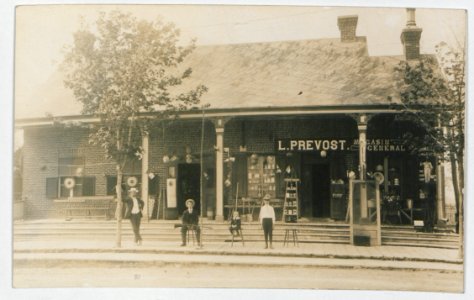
[177,163,201,214]
[311,163,331,218]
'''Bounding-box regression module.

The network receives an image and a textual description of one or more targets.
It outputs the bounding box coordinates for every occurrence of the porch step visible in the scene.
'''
[14,219,459,249]
[381,225,459,249]
[14,219,351,245]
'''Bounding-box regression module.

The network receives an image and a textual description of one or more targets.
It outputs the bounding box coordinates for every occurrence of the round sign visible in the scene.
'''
[127,176,138,187]
[373,172,385,184]
[64,177,76,189]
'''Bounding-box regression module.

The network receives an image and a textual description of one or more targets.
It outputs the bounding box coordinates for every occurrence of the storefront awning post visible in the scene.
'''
[214,119,226,221]
[357,115,368,218]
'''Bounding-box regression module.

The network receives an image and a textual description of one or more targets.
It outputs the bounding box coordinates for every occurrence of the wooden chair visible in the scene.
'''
[231,228,245,247]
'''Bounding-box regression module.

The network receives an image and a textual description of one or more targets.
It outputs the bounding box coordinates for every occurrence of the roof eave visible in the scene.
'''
[15,103,406,129]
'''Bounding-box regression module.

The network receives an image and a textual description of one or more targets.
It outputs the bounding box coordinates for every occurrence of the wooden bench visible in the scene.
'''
[54,196,114,220]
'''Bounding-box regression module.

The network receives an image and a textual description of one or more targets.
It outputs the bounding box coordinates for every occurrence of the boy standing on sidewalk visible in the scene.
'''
[259,194,275,249]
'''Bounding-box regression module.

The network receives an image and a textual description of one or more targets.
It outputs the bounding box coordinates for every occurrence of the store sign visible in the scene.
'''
[276,138,406,152]
[276,139,348,151]
[351,139,406,152]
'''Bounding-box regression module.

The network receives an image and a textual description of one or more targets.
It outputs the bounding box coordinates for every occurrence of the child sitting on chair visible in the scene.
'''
[229,211,241,236]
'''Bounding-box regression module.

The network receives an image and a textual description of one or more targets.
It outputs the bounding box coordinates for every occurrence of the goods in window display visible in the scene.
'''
[247,154,277,199]
[282,178,299,222]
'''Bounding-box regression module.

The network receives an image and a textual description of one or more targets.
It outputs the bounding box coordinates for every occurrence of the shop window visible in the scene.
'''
[45,176,96,199]
[59,176,95,198]
[58,156,85,177]
[247,154,277,199]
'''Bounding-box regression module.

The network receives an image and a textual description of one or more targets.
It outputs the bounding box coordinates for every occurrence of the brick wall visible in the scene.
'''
[22,120,218,219]
[22,126,102,218]
[401,28,422,60]
[337,15,358,43]
[21,116,365,219]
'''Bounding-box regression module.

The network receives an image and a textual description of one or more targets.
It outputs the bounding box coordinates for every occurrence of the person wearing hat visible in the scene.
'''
[259,194,275,249]
[181,198,201,246]
[123,187,144,245]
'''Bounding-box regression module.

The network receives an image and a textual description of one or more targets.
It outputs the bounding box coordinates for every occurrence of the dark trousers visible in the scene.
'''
[130,213,142,242]
[181,225,201,245]
[262,218,273,245]
[229,227,240,235]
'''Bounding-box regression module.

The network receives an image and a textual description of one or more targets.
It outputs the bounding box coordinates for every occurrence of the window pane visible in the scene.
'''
[58,156,85,177]
[60,177,83,198]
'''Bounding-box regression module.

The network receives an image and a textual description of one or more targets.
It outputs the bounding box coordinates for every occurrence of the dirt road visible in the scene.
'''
[14,263,463,292]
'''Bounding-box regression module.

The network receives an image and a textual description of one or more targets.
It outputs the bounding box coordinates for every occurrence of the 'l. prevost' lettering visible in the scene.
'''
[278,139,347,151]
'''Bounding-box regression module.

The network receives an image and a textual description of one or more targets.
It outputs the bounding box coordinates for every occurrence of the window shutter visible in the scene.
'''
[82,177,96,196]
[106,176,118,195]
[46,177,58,199]
[149,176,159,196]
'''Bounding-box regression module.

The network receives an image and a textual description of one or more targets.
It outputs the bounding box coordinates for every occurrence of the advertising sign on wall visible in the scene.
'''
[166,178,177,208]
[276,138,406,152]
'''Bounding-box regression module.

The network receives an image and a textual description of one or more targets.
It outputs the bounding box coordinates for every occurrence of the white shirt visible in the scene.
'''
[131,197,140,214]
[259,204,275,223]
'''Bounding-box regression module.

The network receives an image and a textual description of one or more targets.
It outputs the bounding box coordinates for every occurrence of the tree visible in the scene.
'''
[62,11,207,247]
[394,42,465,258]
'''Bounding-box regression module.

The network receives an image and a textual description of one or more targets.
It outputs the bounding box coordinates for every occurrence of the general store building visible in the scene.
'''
[16,11,449,229]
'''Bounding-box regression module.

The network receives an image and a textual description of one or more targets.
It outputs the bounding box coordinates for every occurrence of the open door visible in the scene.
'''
[177,163,201,214]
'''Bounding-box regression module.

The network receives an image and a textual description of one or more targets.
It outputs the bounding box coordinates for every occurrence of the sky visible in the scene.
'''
[14,4,466,119]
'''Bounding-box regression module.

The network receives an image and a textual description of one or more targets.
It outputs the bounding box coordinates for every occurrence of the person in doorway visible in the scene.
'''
[229,210,241,236]
[181,198,201,246]
[123,187,144,245]
[423,181,436,232]
[422,160,433,183]
[259,194,275,249]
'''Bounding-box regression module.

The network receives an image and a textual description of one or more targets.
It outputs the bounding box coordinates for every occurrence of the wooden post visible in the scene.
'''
[141,133,149,222]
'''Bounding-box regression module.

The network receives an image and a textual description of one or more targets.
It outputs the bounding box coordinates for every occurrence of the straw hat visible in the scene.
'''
[185,199,195,207]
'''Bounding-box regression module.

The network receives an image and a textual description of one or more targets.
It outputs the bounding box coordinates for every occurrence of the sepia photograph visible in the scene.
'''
[2,0,472,299]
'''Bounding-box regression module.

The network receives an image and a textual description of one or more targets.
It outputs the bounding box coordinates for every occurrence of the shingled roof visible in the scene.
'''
[175,37,402,108]
[16,36,411,119]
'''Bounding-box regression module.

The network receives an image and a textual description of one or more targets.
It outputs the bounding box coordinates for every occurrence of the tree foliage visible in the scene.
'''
[393,42,465,250]
[61,10,207,246]
[393,42,464,168]
[62,10,207,165]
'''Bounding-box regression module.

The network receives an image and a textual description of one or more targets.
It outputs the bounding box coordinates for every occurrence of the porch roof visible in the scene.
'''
[16,104,406,128]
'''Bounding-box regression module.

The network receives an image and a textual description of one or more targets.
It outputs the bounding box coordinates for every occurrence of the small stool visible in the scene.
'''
[283,228,299,247]
[231,229,245,247]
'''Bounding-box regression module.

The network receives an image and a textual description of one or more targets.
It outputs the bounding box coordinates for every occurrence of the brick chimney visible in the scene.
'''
[337,15,358,42]
[400,8,422,60]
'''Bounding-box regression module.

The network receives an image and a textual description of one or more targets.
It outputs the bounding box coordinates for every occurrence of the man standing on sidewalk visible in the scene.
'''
[123,188,144,246]
[259,194,275,249]
[181,199,201,247]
